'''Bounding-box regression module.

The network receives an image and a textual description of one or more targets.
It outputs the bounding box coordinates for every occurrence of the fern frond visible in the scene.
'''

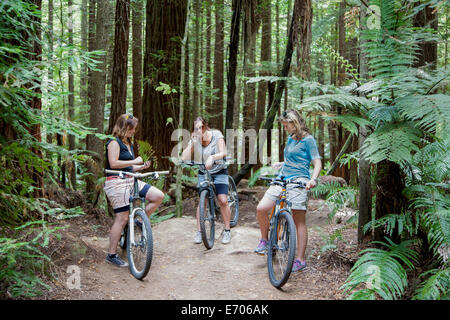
[413,267,450,300]
[397,94,450,134]
[361,122,421,164]
[342,239,419,300]
[136,140,158,168]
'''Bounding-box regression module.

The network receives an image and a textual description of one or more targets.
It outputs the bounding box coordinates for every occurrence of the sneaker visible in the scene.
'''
[194,231,202,244]
[222,230,231,244]
[106,253,129,268]
[254,239,269,255]
[292,259,307,272]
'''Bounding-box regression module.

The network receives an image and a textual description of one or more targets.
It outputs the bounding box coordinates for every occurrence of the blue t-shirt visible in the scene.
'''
[278,134,321,180]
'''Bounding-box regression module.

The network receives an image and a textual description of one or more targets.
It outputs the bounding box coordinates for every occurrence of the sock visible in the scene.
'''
[108,253,117,258]
[225,229,230,233]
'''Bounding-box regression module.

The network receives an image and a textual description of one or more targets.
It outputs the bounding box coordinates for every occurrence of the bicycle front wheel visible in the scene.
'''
[267,209,296,288]
[227,176,239,228]
[199,189,215,249]
[127,208,153,280]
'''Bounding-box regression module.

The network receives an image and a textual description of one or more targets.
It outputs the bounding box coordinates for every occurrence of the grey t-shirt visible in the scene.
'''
[192,129,227,174]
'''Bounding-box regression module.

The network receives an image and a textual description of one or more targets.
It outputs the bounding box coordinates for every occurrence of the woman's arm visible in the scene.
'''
[306,158,322,190]
[108,140,143,169]
[181,139,194,161]
[204,137,227,170]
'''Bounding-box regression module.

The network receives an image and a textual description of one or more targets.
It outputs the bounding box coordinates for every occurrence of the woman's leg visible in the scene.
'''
[144,186,164,216]
[292,209,307,262]
[109,211,129,255]
[216,194,231,230]
[256,197,276,240]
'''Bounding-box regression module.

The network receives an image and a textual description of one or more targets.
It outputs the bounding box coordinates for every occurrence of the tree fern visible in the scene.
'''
[342,239,419,300]
[361,122,421,164]
[397,93,450,132]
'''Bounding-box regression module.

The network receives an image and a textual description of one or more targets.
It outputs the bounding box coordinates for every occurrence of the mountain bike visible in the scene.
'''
[105,169,169,280]
[260,176,306,288]
[179,160,239,249]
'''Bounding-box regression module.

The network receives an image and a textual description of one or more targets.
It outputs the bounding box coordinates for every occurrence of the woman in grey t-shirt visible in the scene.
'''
[181,117,232,244]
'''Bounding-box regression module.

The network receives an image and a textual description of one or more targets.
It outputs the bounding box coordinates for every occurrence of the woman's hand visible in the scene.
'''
[305,178,317,190]
[205,156,214,170]
[133,160,151,172]
[134,156,144,165]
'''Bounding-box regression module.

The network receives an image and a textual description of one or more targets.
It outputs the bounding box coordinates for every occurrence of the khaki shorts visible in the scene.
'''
[262,177,310,211]
[103,178,150,213]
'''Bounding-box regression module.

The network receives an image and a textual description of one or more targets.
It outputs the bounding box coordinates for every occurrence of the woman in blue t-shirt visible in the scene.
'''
[103,114,165,267]
[254,109,322,273]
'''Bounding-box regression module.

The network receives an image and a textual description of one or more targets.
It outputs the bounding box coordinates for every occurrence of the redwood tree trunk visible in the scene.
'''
[108,0,131,134]
[142,0,188,169]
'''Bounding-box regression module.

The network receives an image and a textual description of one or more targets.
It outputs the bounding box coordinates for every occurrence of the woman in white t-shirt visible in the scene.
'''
[181,117,232,244]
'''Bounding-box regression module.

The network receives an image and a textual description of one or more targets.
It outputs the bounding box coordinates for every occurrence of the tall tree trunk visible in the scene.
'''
[80,0,88,107]
[242,0,259,172]
[211,0,224,131]
[357,3,372,244]
[142,0,188,170]
[132,0,143,138]
[176,0,191,217]
[204,0,212,116]
[86,0,109,201]
[225,0,242,132]
[108,0,131,134]
[233,0,302,185]
[413,2,438,69]
[254,0,271,170]
[68,0,76,189]
[298,0,312,80]
[192,0,201,118]
[28,0,44,198]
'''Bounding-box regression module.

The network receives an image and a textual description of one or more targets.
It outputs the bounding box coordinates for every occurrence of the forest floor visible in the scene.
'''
[38,183,360,300]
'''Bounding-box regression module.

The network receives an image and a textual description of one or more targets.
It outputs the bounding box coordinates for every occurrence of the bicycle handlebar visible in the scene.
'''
[105,169,169,179]
[259,176,306,188]
[178,158,232,167]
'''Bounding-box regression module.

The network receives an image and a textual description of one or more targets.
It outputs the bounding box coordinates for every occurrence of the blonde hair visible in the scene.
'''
[112,114,138,144]
[279,109,310,140]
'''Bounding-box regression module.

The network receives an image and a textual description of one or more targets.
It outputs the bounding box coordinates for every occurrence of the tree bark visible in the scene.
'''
[142,0,188,170]
[132,0,143,138]
[357,3,372,244]
[233,0,302,185]
[108,0,131,134]
[211,0,224,131]
[225,0,242,132]
[86,0,109,201]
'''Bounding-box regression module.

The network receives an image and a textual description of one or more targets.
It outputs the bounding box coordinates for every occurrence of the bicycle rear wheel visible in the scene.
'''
[267,209,296,288]
[127,208,153,280]
[227,176,239,228]
[199,189,215,249]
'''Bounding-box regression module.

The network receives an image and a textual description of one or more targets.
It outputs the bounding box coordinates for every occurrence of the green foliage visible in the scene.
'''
[136,140,158,168]
[342,239,419,300]
[0,220,64,298]
[413,267,450,300]
[310,181,358,222]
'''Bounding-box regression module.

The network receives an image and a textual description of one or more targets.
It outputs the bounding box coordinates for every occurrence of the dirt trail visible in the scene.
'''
[48,196,354,300]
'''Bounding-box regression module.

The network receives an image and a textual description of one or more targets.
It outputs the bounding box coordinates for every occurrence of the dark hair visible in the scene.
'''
[191,116,210,133]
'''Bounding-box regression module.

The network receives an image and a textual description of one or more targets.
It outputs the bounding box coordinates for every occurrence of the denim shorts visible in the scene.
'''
[197,173,229,195]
